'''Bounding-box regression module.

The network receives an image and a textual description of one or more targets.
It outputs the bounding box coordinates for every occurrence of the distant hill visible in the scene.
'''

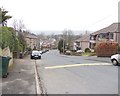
[31,30,93,35]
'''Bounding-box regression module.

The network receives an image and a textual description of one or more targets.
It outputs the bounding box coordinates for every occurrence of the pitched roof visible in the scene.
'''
[91,23,120,35]
[25,34,38,39]
[75,35,90,42]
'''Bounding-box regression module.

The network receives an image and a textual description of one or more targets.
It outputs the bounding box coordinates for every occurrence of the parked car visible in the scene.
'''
[111,54,120,65]
[31,50,41,59]
[76,50,84,53]
[42,49,49,53]
[39,50,43,54]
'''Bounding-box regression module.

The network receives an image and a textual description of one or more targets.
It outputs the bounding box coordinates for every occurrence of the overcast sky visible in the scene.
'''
[1,0,119,34]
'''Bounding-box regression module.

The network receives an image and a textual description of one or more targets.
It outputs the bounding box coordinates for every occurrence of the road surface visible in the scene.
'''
[1,50,118,95]
[36,50,118,94]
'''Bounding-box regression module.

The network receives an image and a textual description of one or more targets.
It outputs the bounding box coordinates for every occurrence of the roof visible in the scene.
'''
[75,35,90,42]
[91,23,120,35]
[25,34,38,39]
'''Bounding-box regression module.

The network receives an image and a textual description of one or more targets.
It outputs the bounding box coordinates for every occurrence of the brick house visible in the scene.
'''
[25,34,38,50]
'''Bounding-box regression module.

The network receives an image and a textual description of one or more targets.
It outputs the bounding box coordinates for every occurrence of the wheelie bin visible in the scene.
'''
[0,56,11,78]
[19,52,23,59]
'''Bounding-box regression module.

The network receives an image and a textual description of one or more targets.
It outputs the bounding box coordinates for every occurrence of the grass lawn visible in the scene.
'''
[82,52,96,56]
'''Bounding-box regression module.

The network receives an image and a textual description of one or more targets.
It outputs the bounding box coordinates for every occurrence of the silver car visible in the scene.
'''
[31,50,41,59]
[111,54,120,65]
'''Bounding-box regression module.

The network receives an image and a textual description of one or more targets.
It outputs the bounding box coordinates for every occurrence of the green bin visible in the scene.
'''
[0,56,11,78]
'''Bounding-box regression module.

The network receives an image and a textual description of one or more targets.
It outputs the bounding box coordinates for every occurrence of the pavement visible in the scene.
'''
[84,56,111,63]
[2,58,36,94]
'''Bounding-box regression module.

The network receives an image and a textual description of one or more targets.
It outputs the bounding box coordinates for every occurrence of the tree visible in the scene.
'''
[58,39,65,53]
[62,29,74,50]
[0,26,19,52]
[12,19,25,32]
[0,7,12,26]
[12,19,27,52]
[18,20,25,32]
[18,32,27,52]
[0,8,27,53]
[12,19,18,30]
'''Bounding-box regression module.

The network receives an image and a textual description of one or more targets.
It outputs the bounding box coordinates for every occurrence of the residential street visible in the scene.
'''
[36,50,118,94]
[1,1,120,95]
[2,50,118,94]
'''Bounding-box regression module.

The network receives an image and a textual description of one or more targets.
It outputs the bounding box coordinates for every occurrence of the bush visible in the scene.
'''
[1,27,19,52]
[95,41,118,57]
[85,48,91,53]
[118,46,120,53]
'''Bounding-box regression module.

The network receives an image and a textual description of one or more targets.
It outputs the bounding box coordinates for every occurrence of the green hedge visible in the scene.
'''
[0,26,26,52]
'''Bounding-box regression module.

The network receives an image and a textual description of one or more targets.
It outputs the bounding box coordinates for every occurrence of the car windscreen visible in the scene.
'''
[32,51,39,55]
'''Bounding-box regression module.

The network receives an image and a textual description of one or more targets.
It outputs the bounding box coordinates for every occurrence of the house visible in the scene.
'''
[74,35,90,51]
[41,38,57,49]
[90,23,120,49]
[25,33,38,50]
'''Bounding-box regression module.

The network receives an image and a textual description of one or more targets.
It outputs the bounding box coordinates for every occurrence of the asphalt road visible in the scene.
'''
[36,50,118,94]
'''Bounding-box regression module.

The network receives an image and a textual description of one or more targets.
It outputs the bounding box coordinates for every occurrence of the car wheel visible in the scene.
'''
[31,56,33,59]
[112,59,118,66]
[39,56,41,59]
[2,74,7,78]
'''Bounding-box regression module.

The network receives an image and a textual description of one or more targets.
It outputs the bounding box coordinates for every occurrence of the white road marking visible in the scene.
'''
[45,63,112,69]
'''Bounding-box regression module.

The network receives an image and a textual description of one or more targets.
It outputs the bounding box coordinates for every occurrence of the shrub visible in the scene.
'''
[95,41,118,57]
[85,48,91,53]
[118,46,120,53]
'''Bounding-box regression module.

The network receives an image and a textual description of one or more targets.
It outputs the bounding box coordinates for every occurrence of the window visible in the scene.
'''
[109,33,113,39]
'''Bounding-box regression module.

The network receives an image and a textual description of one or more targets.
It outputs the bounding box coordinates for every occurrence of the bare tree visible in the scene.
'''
[12,19,25,32]
[18,19,25,32]
[62,29,74,50]
[12,19,18,30]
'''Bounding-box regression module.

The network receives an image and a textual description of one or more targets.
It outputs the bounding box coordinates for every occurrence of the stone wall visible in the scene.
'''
[0,47,13,69]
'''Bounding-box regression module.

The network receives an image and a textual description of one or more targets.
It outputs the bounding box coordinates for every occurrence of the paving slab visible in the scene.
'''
[2,58,36,94]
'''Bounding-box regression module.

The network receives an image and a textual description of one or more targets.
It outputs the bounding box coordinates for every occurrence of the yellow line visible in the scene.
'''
[45,63,112,69]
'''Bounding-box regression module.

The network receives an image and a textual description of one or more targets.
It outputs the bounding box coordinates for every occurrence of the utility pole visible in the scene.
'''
[63,39,64,54]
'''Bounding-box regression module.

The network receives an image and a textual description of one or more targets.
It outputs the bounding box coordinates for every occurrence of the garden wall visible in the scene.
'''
[0,47,13,69]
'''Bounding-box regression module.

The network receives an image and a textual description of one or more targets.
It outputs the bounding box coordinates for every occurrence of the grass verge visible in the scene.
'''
[82,52,96,56]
